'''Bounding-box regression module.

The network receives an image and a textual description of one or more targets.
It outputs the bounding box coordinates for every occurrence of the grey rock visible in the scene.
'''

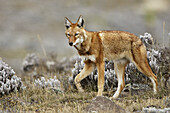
[84,96,127,113]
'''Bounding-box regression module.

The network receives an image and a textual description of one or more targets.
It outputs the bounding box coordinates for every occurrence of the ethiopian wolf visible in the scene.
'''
[64,15,158,99]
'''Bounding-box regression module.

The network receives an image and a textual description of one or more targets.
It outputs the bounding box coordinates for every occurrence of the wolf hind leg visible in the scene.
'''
[74,60,95,92]
[131,45,158,94]
[111,59,129,99]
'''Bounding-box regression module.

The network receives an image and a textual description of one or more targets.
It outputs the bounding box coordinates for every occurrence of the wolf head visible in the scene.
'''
[64,15,87,47]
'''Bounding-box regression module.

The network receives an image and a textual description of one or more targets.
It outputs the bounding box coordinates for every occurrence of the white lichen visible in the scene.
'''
[0,60,25,95]
[34,76,62,93]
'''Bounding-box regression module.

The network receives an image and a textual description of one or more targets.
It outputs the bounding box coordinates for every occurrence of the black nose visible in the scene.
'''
[69,42,73,46]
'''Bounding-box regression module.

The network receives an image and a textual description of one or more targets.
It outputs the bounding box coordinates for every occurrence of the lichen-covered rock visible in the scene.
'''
[0,60,25,95]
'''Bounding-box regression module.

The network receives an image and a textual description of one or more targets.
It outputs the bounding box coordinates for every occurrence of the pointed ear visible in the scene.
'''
[64,17,72,29]
[77,15,85,28]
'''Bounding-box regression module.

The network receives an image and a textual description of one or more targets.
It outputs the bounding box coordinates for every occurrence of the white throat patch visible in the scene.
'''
[73,30,88,50]
[73,36,84,50]
[73,37,84,46]
[80,55,96,62]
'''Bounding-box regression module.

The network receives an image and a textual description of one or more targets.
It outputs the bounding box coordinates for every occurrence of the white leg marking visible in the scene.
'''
[113,77,123,98]
[112,66,125,99]
[149,77,157,94]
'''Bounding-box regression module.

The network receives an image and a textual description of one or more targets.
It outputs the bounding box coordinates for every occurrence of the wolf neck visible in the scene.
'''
[76,30,92,55]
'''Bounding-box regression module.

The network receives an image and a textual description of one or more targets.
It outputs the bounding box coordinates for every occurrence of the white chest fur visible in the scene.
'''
[80,55,96,62]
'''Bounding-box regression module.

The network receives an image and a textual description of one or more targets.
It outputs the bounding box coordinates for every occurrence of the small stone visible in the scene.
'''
[84,96,127,113]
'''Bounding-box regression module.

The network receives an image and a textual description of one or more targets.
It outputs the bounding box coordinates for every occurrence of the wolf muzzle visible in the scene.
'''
[69,42,73,46]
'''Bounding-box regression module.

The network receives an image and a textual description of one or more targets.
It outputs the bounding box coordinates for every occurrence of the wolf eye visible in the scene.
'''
[75,32,79,36]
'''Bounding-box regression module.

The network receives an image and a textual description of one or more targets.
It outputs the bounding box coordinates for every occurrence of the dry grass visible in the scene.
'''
[0,74,169,113]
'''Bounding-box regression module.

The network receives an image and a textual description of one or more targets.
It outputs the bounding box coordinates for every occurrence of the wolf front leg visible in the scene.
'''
[74,60,95,92]
[96,60,105,96]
